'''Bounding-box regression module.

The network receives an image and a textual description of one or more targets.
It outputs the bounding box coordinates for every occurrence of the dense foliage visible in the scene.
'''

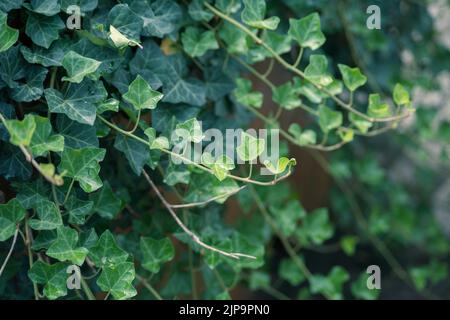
[0,0,448,300]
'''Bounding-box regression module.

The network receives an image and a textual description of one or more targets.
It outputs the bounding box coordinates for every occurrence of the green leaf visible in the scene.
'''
[140,237,175,273]
[89,182,122,220]
[45,79,107,125]
[59,147,106,193]
[0,10,19,52]
[28,261,68,300]
[367,94,391,118]
[270,200,306,237]
[109,25,142,49]
[97,98,119,115]
[234,78,263,108]
[236,132,265,162]
[263,157,296,175]
[25,13,64,49]
[188,0,214,22]
[114,134,150,175]
[288,13,325,50]
[318,105,343,133]
[46,226,88,266]
[26,0,61,16]
[304,55,333,86]
[351,272,379,300]
[340,235,358,256]
[175,118,204,143]
[97,262,137,300]
[29,200,63,230]
[349,113,373,133]
[310,266,349,300]
[297,208,334,245]
[393,83,410,106]
[181,26,218,58]
[241,0,280,30]
[272,82,302,110]
[338,128,354,143]
[123,75,163,110]
[10,65,48,102]
[107,4,142,43]
[288,124,317,146]
[29,115,64,157]
[202,153,236,181]
[249,271,270,290]
[55,114,99,148]
[88,230,129,267]
[338,64,367,92]
[20,40,66,67]
[4,114,36,146]
[0,199,25,241]
[64,196,94,225]
[184,173,240,204]
[61,51,101,83]
[0,45,27,88]
[279,258,306,286]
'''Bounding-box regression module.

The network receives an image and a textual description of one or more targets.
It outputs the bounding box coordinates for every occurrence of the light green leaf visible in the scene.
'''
[318,105,343,133]
[272,82,302,110]
[181,26,218,58]
[349,113,373,133]
[0,198,25,241]
[184,173,240,204]
[237,132,265,162]
[123,75,163,110]
[25,13,64,48]
[88,230,129,267]
[46,226,88,266]
[304,55,333,86]
[29,115,64,157]
[263,157,296,175]
[338,128,354,143]
[140,237,175,273]
[288,13,325,50]
[297,208,334,245]
[97,98,119,115]
[0,10,19,52]
[61,51,101,83]
[270,200,305,237]
[279,258,306,286]
[368,94,391,118]
[97,262,137,300]
[175,118,204,143]
[29,200,63,230]
[4,114,36,146]
[241,0,280,30]
[338,64,367,92]
[109,25,142,49]
[202,153,236,181]
[288,123,317,146]
[59,147,106,193]
[351,272,379,300]
[28,261,68,300]
[340,235,358,256]
[188,0,213,22]
[310,266,349,300]
[234,78,263,109]
[393,83,410,106]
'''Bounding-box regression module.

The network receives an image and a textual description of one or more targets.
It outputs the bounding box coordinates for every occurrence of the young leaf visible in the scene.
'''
[288,124,317,146]
[304,55,333,86]
[0,10,18,52]
[279,258,306,286]
[61,51,101,83]
[318,105,343,133]
[349,113,373,133]
[393,83,410,106]
[338,64,367,92]
[175,118,204,143]
[58,147,106,193]
[234,78,263,109]
[97,262,137,300]
[46,226,89,266]
[236,132,265,162]
[310,266,349,300]
[0,198,26,241]
[288,13,325,50]
[368,94,391,118]
[4,114,36,146]
[88,230,129,267]
[272,82,302,110]
[109,25,142,49]
[241,0,280,30]
[29,115,64,157]
[140,237,175,273]
[122,75,163,110]
[264,157,297,175]
[181,26,218,57]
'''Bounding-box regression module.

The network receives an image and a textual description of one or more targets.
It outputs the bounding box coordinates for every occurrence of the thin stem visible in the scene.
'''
[262,286,291,300]
[0,227,19,278]
[63,178,75,205]
[233,55,276,91]
[80,277,96,300]
[263,59,275,77]
[142,170,256,260]
[126,109,141,134]
[293,47,304,68]
[136,274,163,300]
[170,186,246,209]
[184,211,198,300]
[204,2,411,124]
[25,218,40,300]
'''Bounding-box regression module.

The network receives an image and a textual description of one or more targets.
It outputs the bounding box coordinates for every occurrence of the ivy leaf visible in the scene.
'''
[0,10,19,53]
[107,4,142,43]
[310,266,349,300]
[349,113,373,134]
[123,75,163,110]
[351,272,379,300]
[0,45,26,88]
[202,153,236,182]
[29,200,63,230]
[393,83,411,106]
[188,0,214,22]
[181,27,218,58]
[0,199,26,241]
[318,105,343,133]
[263,157,296,175]
[97,98,119,115]
[114,134,150,175]
[64,196,94,225]
[0,0,23,13]
[61,51,101,83]
[288,124,317,146]
[55,114,99,148]
[28,261,68,300]
[241,0,280,30]
[140,237,175,273]
[340,235,358,256]
[184,173,240,204]
[234,78,263,109]
[4,114,36,146]
[175,118,204,143]
[25,13,64,49]
[219,22,250,55]
[97,262,137,300]
[279,258,306,286]
[20,40,66,67]
[236,132,265,162]
[59,147,106,193]
[10,65,48,102]
[46,226,89,266]
[61,0,97,12]
[88,230,129,267]
[89,182,122,220]
[304,55,333,86]
[297,208,334,245]
[25,0,61,16]
[109,25,141,49]
[272,82,302,110]
[288,13,325,50]
[45,79,107,125]
[270,200,306,237]
[29,115,64,157]
[338,64,367,92]
[367,94,391,118]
